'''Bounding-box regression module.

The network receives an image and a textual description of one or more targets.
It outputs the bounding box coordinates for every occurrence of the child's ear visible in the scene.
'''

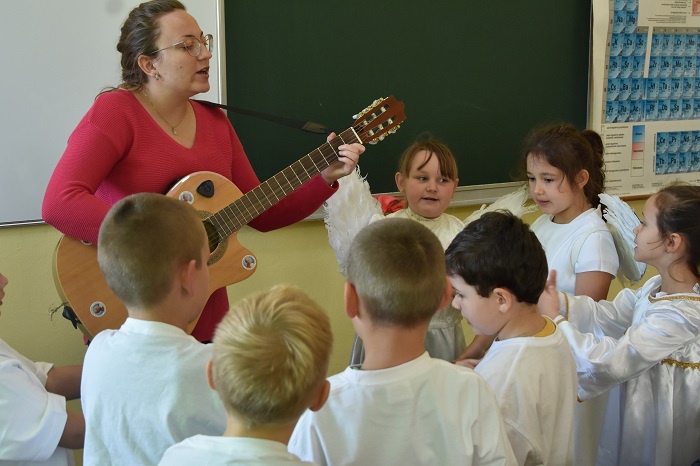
[664,232,684,254]
[179,259,199,296]
[438,277,453,310]
[575,169,590,189]
[344,282,360,319]
[395,171,405,192]
[205,359,216,391]
[493,287,513,314]
[309,380,330,412]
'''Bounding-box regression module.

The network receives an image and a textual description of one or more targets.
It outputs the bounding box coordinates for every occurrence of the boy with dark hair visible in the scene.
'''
[446,211,577,465]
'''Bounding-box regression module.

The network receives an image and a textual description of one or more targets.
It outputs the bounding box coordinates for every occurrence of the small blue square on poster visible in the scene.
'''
[659,78,672,99]
[610,34,624,57]
[626,0,638,9]
[622,34,636,56]
[658,100,671,120]
[625,11,638,34]
[659,56,672,78]
[644,100,658,121]
[614,11,626,34]
[630,78,644,100]
[656,154,667,174]
[669,99,682,120]
[691,152,700,171]
[614,0,626,10]
[693,131,700,152]
[629,100,643,121]
[678,152,691,173]
[662,34,673,55]
[634,33,647,56]
[667,152,679,173]
[617,101,630,122]
[683,78,695,98]
[672,57,685,78]
[680,131,692,152]
[687,34,697,55]
[646,78,659,99]
[608,79,620,101]
[632,56,645,78]
[657,132,669,152]
[606,102,619,123]
[648,56,660,78]
[650,34,663,56]
[673,34,686,56]
[668,132,680,152]
[609,56,622,79]
[695,99,700,118]
[620,79,632,100]
[685,57,696,77]
[620,56,633,79]
[670,77,683,99]
[682,99,695,119]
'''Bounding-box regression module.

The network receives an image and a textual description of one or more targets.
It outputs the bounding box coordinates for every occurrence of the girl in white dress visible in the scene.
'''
[523,123,619,466]
[540,183,700,466]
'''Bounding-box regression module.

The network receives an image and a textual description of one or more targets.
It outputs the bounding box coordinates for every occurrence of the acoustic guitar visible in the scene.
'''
[52,96,405,338]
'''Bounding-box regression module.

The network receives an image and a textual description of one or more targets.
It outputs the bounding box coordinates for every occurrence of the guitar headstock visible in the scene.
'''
[352,96,406,145]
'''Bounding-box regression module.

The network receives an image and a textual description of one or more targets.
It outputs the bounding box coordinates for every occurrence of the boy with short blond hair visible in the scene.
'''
[81,193,225,465]
[445,211,577,465]
[289,218,515,466]
[159,284,332,465]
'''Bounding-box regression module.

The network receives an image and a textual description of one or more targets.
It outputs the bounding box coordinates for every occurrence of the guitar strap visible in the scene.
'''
[194,100,330,135]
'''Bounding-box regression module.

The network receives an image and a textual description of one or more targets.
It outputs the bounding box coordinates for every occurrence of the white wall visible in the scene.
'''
[0,0,223,225]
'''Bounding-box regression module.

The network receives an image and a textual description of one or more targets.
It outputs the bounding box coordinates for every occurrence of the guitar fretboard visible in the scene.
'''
[206,127,359,237]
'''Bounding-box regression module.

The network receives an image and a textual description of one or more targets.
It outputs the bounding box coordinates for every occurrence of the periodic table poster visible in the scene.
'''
[591,0,700,196]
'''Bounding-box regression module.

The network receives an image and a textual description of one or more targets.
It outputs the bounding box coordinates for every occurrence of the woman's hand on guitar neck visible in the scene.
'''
[321,132,365,186]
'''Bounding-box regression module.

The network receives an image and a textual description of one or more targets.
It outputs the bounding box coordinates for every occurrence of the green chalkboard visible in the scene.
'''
[224,0,591,194]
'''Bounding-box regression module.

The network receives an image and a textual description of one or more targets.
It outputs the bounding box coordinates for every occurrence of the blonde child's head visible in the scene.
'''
[395,138,459,219]
[346,218,446,327]
[523,123,605,213]
[210,284,332,429]
[649,183,700,277]
[97,192,207,309]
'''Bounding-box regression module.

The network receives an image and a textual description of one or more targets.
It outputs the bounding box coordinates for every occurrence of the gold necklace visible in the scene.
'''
[142,89,187,135]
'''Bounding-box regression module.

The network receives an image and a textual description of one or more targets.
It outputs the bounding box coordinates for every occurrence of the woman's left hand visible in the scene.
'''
[320,132,365,185]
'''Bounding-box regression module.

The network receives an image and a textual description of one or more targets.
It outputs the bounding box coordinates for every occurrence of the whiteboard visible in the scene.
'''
[0,0,224,226]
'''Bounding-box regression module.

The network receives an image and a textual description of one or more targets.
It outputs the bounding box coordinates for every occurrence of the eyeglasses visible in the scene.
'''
[149,34,213,57]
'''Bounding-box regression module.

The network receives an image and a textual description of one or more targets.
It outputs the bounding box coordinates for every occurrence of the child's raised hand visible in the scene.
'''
[538,270,561,319]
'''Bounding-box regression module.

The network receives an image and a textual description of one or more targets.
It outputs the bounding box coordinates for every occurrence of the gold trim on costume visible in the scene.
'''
[661,358,700,370]
[648,294,700,303]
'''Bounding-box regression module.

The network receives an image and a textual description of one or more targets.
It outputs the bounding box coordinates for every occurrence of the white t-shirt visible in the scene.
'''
[289,352,516,466]
[530,207,619,295]
[475,318,577,466]
[0,339,73,466]
[159,435,317,465]
[81,318,226,466]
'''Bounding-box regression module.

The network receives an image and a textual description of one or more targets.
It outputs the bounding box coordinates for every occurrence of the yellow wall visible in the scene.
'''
[0,199,653,463]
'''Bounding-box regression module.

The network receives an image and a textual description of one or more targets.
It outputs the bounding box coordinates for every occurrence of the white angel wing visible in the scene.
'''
[462,183,536,226]
[324,166,383,275]
[599,193,647,286]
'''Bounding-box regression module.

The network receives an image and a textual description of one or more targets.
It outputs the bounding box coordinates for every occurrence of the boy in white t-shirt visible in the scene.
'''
[445,211,578,465]
[0,272,84,466]
[81,193,226,465]
[159,284,333,465]
[289,218,516,466]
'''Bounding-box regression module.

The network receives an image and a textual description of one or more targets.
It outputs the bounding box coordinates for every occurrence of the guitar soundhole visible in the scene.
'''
[202,217,227,265]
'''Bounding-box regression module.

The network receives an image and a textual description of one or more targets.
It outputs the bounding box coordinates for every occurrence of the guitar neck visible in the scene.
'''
[208,127,359,237]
